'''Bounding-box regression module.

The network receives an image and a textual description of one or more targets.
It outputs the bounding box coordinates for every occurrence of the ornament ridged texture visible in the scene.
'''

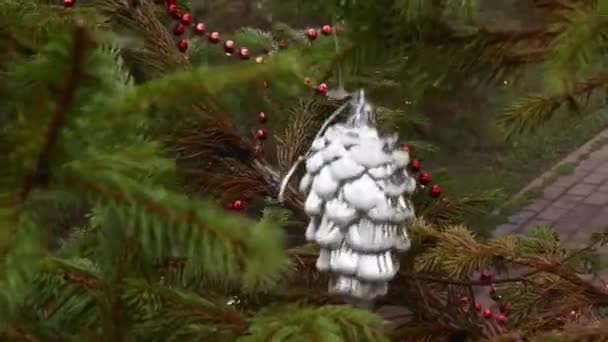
[299,106,416,300]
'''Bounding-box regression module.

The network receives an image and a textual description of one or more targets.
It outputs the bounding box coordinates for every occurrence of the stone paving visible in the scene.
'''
[495,129,608,245]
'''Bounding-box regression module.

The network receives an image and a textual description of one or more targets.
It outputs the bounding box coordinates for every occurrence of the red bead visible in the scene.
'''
[168,4,178,15]
[430,184,441,198]
[177,39,188,52]
[410,159,421,172]
[496,315,506,324]
[63,0,75,7]
[418,171,431,185]
[258,112,268,123]
[475,303,481,312]
[223,40,235,54]
[480,271,493,284]
[316,83,328,94]
[305,28,318,40]
[499,303,510,314]
[180,13,192,25]
[209,32,220,44]
[173,23,185,35]
[483,309,493,319]
[321,24,332,35]
[255,128,268,140]
[193,23,206,35]
[238,48,250,60]
[231,200,245,211]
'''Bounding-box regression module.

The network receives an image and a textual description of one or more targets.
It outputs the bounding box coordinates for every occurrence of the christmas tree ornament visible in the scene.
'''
[496,315,506,324]
[177,39,188,52]
[224,40,236,54]
[258,112,268,123]
[306,28,318,40]
[194,22,206,35]
[430,184,441,197]
[255,128,268,140]
[316,83,329,94]
[409,159,421,172]
[64,0,75,7]
[238,48,250,60]
[483,308,493,319]
[418,171,431,185]
[279,90,416,300]
[321,24,333,35]
[180,12,192,25]
[209,31,220,44]
[173,23,185,35]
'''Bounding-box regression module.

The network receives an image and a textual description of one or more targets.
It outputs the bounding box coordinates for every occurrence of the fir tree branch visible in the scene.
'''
[58,165,288,289]
[497,72,608,137]
[18,23,90,205]
[95,0,188,77]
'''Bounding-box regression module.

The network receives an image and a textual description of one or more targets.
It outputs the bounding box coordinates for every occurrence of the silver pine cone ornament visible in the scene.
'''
[282,90,416,300]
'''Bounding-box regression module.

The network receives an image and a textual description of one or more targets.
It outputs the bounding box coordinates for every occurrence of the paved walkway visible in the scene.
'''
[495,128,608,246]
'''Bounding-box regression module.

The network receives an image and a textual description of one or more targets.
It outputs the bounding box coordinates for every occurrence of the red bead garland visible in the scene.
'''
[180,12,192,25]
[316,83,328,94]
[230,200,245,211]
[194,22,206,35]
[255,128,268,140]
[173,23,185,36]
[208,31,220,44]
[418,171,431,185]
[410,159,421,172]
[430,184,441,197]
[223,40,236,54]
[64,0,75,7]
[482,309,493,319]
[305,28,318,40]
[238,48,250,60]
[258,112,268,123]
[177,39,188,52]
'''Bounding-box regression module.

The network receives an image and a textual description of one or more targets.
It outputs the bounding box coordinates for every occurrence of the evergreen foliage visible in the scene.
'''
[1,0,608,341]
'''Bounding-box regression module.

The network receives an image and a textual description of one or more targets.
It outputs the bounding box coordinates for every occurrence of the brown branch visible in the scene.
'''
[4,324,41,342]
[18,23,89,204]
[397,269,537,287]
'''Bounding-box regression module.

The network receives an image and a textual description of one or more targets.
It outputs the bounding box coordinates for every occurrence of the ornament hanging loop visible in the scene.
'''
[278,101,349,204]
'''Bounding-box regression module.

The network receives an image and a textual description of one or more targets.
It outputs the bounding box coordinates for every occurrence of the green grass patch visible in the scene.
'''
[429,109,608,232]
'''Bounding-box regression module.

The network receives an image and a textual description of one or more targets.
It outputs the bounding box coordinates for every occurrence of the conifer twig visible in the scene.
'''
[18,23,89,204]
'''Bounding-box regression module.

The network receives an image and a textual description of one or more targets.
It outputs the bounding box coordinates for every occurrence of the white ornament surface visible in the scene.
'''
[298,90,416,300]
